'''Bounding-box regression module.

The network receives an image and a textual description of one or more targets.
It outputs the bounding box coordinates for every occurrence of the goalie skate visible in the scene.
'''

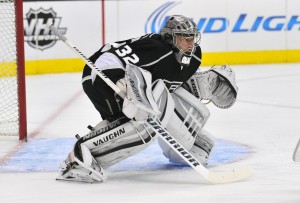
[56,165,94,183]
[56,156,107,183]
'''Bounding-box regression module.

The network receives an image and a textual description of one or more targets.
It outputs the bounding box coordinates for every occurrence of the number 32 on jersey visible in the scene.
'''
[115,45,139,64]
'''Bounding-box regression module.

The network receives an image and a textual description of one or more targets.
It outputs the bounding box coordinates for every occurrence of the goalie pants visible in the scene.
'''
[82,77,124,122]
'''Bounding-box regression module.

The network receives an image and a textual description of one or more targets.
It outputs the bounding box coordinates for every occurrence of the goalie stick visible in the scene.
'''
[48,23,253,184]
[293,138,300,162]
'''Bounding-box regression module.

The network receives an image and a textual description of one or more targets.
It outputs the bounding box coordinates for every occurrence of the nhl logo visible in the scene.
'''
[24,8,67,51]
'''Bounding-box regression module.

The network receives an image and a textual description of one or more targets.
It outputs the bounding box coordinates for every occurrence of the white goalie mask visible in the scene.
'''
[160,15,201,67]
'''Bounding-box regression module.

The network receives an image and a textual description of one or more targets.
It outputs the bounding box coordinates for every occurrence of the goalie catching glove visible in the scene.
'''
[185,65,238,108]
[118,64,161,121]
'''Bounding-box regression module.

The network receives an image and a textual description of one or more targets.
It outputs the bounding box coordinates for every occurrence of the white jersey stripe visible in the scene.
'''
[140,51,173,67]
[192,53,201,62]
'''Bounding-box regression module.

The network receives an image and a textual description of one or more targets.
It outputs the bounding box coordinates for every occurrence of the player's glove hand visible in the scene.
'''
[118,64,160,121]
[116,77,152,121]
[211,76,236,108]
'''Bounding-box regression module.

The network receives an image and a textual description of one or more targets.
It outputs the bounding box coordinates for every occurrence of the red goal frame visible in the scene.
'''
[15,0,27,141]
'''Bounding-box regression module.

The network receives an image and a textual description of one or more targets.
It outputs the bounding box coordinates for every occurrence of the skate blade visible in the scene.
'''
[56,174,94,184]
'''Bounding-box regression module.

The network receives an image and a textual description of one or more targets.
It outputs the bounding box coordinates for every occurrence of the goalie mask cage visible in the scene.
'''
[0,0,27,141]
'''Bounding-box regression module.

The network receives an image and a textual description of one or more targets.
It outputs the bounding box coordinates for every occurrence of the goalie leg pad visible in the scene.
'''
[158,87,212,164]
[93,119,110,131]
[77,117,156,169]
[152,79,175,128]
[189,129,215,164]
[166,87,210,149]
[159,129,215,165]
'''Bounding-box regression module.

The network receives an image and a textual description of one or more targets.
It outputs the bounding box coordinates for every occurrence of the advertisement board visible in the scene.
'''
[23,0,300,74]
[23,1,102,73]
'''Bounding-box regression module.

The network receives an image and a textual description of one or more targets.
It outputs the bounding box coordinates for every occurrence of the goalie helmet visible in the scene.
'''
[160,15,201,67]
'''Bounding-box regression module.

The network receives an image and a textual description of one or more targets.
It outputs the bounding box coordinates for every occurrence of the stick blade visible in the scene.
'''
[207,166,254,184]
[293,138,300,162]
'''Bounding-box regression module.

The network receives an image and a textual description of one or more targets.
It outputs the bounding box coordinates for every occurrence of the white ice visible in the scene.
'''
[1,63,300,203]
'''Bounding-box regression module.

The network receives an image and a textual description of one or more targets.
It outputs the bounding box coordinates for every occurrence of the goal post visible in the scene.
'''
[16,0,27,141]
[0,0,27,141]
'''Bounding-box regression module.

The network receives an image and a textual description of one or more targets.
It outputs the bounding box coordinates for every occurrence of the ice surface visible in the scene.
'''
[0,64,300,203]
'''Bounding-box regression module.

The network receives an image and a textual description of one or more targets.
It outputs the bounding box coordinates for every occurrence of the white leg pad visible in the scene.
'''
[158,87,213,165]
[94,120,110,131]
[190,129,215,164]
[79,117,156,169]
[159,129,215,165]
[166,87,210,149]
[152,79,175,128]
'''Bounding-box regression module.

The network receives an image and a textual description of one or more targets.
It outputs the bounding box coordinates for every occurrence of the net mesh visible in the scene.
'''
[0,0,20,136]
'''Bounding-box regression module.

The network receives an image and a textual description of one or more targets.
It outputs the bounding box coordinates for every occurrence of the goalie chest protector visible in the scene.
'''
[83,34,202,92]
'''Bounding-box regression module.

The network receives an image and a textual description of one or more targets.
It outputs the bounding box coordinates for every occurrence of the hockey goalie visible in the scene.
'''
[56,15,238,183]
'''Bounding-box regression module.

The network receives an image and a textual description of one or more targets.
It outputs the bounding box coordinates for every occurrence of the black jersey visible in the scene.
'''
[82,33,202,93]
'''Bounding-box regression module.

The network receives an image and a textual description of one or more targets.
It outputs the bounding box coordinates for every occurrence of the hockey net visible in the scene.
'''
[0,0,27,140]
